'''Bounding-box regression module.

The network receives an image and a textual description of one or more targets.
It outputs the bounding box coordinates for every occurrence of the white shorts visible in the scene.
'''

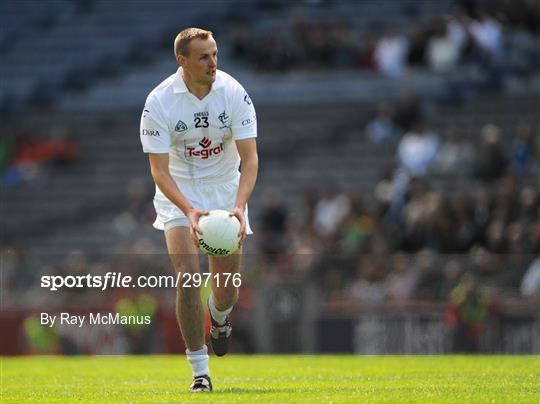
[152,172,253,234]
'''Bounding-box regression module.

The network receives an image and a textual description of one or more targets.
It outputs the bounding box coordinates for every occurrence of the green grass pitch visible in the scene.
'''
[2,355,539,402]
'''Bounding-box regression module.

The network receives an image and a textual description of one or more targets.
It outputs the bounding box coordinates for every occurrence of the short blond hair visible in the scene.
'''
[174,28,213,57]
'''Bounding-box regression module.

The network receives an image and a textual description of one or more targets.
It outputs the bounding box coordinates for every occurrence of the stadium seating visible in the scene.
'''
[1,0,538,279]
[0,0,227,112]
[3,89,538,255]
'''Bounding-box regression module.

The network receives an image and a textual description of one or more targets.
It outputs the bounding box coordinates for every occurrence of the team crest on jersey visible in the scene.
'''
[218,110,230,128]
[175,119,188,132]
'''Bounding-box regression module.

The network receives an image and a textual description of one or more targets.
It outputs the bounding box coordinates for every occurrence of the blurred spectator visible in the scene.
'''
[473,124,508,181]
[472,186,493,236]
[507,221,527,254]
[375,168,410,226]
[406,24,428,68]
[505,28,540,76]
[338,201,377,254]
[401,179,433,251]
[440,259,463,299]
[444,273,501,352]
[469,245,501,287]
[365,102,398,144]
[385,252,418,303]
[450,194,476,251]
[413,249,441,300]
[485,219,507,254]
[427,18,460,72]
[529,216,540,253]
[2,125,79,187]
[313,190,351,238]
[520,257,540,297]
[326,21,356,68]
[229,0,540,80]
[393,91,422,132]
[469,12,503,60]
[427,193,457,252]
[288,242,317,280]
[259,188,289,260]
[518,186,539,224]
[433,127,474,175]
[252,31,293,72]
[348,257,385,303]
[374,29,409,77]
[15,125,79,167]
[512,123,536,176]
[353,31,376,69]
[493,173,520,223]
[447,6,469,55]
[397,120,439,176]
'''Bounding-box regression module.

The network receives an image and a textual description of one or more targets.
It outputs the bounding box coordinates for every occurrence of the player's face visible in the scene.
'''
[183,37,218,85]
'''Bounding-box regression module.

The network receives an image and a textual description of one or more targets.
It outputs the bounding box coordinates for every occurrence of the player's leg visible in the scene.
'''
[165,225,211,391]
[209,248,241,309]
[165,225,205,350]
[207,248,242,356]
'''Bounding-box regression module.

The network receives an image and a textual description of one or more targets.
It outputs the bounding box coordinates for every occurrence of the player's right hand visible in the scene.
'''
[186,208,209,247]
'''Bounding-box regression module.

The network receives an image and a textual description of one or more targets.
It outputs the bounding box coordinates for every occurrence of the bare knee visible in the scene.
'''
[177,279,201,303]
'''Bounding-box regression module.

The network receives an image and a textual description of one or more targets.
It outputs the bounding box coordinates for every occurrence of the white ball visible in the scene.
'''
[198,209,241,257]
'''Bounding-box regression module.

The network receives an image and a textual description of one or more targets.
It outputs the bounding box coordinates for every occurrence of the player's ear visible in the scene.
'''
[177,54,186,66]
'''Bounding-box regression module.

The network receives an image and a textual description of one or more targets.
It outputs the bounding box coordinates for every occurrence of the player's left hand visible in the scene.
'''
[229,206,247,247]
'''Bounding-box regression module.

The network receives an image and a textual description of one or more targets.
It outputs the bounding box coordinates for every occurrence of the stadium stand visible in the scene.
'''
[0,0,228,113]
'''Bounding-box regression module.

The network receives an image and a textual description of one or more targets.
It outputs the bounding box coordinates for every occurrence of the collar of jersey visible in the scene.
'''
[172,67,224,94]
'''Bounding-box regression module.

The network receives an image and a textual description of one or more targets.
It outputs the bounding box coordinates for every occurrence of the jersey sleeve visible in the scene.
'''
[230,83,257,140]
[140,95,171,153]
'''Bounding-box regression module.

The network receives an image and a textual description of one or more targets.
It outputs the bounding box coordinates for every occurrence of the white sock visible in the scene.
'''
[209,293,233,325]
[186,345,210,377]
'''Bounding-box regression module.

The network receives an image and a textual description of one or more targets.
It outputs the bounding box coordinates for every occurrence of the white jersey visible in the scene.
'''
[140,68,257,181]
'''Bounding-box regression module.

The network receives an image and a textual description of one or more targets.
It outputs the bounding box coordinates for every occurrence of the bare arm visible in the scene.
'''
[148,153,207,244]
[230,138,258,245]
